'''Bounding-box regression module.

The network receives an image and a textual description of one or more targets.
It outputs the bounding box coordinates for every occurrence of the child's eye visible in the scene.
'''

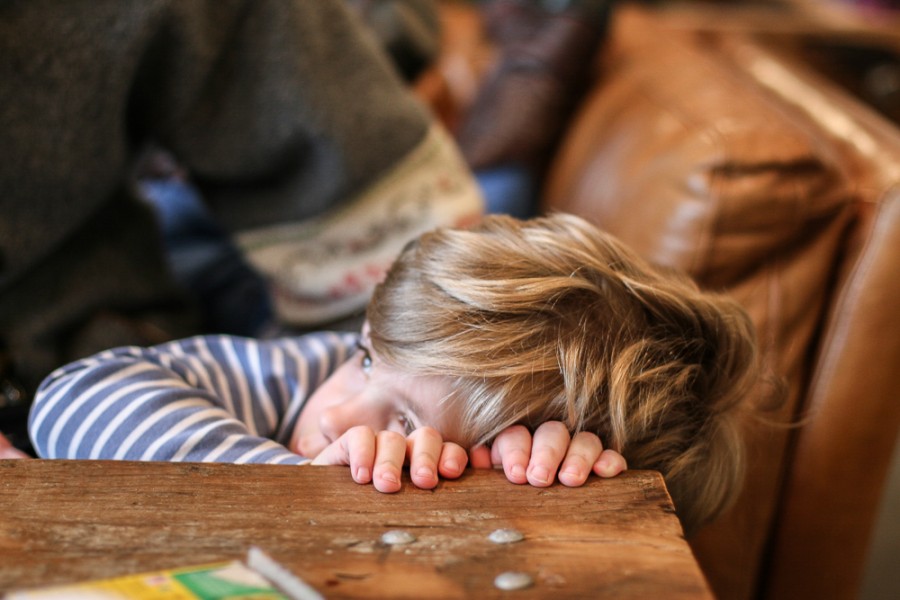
[397,413,415,436]
[356,342,373,375]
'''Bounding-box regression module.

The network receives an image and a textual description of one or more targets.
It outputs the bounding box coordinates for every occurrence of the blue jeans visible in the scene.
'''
[140,179,274,337]
[476,165,538,219]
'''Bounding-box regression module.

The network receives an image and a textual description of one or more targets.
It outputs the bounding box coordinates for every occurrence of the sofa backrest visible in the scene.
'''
[543,7,900,599]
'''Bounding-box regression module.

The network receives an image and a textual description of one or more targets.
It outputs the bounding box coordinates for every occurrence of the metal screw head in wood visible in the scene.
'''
[488,528,525,544]
[494,571,534,591]
[380,530,416,545]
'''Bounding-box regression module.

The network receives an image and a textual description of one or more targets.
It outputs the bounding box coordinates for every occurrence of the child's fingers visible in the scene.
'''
[526,421,570,487]
[492,424,532,484]
[372,430,406,493]
[593,448,628,478]
[345,426,377,484]
[468,444,492,469]
[405,427,443,490]
[437,441,468,480]
[0,432,29,460]
[557,431,603,487]
[309,426,376,484]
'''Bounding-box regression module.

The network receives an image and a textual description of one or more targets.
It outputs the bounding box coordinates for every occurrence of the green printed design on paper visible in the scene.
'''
[173,563,288,600]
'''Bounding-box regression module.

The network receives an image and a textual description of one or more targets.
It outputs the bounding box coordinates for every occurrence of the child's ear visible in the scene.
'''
[361,320,371,342]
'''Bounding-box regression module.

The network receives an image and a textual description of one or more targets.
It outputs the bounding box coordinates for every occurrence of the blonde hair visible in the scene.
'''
[367,213,759,535]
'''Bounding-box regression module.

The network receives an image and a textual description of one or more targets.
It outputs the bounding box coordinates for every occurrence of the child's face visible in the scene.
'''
[291,323,460,459]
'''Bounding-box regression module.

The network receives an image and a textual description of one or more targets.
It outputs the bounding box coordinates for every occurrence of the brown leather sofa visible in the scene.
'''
[428,2,900,599]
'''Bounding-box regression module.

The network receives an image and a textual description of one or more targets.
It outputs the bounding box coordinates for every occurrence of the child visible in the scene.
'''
[28,214,758,535]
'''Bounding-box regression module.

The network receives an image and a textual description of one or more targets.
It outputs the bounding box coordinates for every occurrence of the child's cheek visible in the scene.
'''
[290,357,363,457]
[288,422,303,455]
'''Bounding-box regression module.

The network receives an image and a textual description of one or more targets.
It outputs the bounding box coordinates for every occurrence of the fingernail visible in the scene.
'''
[381,471,399,484]
[562,466,581,478]
[444,459,460,474]
[416,467,435,480]
[510,464,526,480]
[530,466,551,484]
[355,467,370,482]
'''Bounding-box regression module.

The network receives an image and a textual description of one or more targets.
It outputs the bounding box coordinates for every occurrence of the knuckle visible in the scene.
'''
[565,451,591,466]
[537,421,570,437]
[415,450,440,465]
[572,431,603,451]
[573,430,599,441]
[348,425,374,437]
[511,448,531,461]
[497,424,530,440]
[412,426,441,442]
[546,420,569,431]
[377,430,404,445]
[534,438,565,454]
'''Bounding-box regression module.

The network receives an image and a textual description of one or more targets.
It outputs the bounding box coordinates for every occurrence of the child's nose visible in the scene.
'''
[319,400,381,443]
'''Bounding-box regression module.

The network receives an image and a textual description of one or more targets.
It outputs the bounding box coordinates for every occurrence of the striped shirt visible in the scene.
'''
[28,331,358,464]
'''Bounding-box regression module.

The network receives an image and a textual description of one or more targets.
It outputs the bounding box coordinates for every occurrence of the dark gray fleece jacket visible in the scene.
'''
[0,0,433,393]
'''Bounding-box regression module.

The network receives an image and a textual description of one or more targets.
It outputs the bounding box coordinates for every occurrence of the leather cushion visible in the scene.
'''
[542,10,855,599]
[543,20,850,287]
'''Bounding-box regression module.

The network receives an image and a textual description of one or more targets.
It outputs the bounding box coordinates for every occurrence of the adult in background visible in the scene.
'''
[0,0,482,455]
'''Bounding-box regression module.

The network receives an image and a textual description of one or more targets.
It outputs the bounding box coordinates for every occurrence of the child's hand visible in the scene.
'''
[468,422,627,487]
[310,425,468,493]
[0,432,29,460]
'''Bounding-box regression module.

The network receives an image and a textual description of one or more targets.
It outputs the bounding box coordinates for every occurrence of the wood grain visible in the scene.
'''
[0,460,712,598]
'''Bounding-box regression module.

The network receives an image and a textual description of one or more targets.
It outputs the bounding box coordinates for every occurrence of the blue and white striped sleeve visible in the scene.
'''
[28,331,358,464]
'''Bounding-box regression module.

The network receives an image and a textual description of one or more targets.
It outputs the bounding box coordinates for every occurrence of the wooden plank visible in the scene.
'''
[0,460,711,598]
